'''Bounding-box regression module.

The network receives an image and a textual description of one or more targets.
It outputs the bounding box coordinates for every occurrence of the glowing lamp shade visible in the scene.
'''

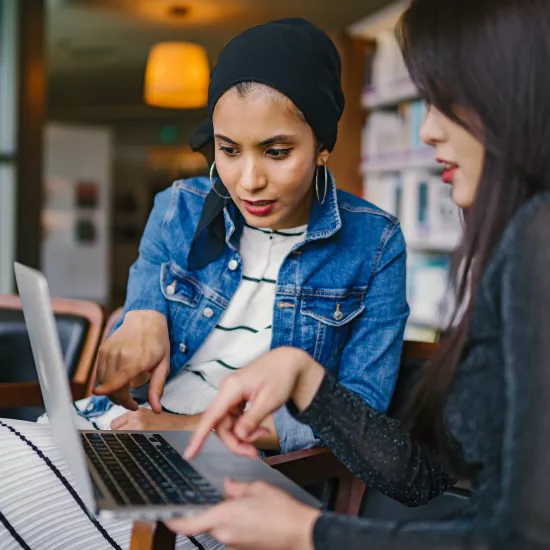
[144,42,209,109]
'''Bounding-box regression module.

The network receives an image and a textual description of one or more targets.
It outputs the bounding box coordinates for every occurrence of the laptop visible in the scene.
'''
[14,262,320,521]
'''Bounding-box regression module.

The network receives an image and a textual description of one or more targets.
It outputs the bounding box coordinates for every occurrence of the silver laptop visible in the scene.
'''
[14,262,320,521]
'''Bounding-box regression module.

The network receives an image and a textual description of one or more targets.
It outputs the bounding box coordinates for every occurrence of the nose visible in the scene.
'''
[238,157,268,195]
[420,105,445,147]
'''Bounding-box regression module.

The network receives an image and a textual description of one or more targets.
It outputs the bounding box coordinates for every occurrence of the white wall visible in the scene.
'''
[42,123,112,304]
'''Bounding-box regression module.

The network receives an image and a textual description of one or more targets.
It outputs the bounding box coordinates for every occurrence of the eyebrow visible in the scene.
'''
[214,133,297,147]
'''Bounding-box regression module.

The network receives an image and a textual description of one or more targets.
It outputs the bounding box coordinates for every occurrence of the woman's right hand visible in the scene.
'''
[185,347,325,459]
[93,310,170,413]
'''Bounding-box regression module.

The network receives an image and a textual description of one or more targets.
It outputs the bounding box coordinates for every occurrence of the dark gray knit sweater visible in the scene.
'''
[293,192,550,549]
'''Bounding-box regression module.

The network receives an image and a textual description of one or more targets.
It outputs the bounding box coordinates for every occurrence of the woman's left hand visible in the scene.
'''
[110,408,200,431]
[166,479,320,550]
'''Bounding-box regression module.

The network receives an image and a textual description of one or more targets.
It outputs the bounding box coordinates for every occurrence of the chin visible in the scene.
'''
[240,210,279,229]
[451,180,476,209]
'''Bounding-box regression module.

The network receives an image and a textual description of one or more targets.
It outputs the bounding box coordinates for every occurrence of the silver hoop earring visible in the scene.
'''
[315,164,328,204]
[210,161,231,199]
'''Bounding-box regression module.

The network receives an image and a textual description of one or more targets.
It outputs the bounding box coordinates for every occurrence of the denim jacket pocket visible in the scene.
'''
[300,290,365,327]
[299,289,366,368]
[160,261,203,307]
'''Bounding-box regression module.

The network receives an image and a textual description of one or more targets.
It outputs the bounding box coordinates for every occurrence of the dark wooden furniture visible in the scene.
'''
[0,293,103,419]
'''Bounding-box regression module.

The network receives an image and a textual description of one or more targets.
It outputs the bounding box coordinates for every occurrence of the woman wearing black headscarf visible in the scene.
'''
[0,19,409,550]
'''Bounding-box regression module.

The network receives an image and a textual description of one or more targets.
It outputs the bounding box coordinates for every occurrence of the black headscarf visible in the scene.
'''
[191,17,345,154]
[187,18,344,270]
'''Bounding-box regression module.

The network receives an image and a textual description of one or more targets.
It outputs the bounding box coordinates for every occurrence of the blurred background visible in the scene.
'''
[0,0,461,342]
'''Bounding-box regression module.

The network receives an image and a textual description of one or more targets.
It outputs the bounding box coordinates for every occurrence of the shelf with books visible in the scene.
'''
[361,149,439,174]
[350,0,462,341]
[361,78,419,110]
[406,236,459,253]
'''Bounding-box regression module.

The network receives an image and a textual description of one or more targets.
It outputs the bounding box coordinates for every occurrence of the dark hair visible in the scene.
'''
[231,81,306,122]
[397,0,550,451]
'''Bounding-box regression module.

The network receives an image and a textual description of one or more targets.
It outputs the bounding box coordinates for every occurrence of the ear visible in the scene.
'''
[316,147,330,167]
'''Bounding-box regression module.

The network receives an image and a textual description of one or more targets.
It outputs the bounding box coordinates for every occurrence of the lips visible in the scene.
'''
[437,159,459,184]
[243,200,276,216]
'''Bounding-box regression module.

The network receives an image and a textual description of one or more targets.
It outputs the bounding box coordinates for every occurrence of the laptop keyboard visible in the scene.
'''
[81,432,223,506]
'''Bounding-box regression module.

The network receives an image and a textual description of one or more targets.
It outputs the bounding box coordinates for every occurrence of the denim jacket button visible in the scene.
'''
[179,342,187,353]
[203,307,214,318]
[334,304,344,321]
[166,281,176,295]
[228,259,239,271]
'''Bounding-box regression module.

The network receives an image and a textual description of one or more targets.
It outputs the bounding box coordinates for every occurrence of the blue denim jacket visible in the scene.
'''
[85,175,409,453]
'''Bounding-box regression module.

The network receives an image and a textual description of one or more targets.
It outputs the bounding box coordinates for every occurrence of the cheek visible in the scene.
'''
[215,153,240,191]
[268,157,315,197]
[460,146,484,208]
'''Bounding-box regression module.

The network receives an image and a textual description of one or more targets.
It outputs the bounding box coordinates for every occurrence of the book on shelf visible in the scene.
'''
[364,172,402,218]
[361,99,430,164]
[407,253,450,330]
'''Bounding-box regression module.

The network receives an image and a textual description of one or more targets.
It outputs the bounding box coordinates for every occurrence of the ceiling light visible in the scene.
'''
[144,42,209,109]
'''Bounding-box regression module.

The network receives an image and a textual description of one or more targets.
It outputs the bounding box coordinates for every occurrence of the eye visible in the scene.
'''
[219,145,239,157]
[266,147,292,160]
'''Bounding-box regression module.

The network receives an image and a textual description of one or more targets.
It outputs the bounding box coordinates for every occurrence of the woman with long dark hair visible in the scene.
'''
[170,0,550,547]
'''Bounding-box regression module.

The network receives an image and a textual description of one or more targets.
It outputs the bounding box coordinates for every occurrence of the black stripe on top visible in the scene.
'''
[161,405,184,415]
[242,275,277,284]
[244,222,305,237]
[216,324,273,333]
[188,535,206,550]
[216,359,238,370]
[216,324,258,334]
[191,371,209,383]
[0,420,123,550]
[0,508,32,550]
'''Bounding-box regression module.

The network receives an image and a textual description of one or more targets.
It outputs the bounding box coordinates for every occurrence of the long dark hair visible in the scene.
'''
[397,0,550,450]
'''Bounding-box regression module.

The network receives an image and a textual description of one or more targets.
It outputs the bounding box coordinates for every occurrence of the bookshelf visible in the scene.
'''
[361,76,418,110]
[360,148,439,174]
[349,1,462,342]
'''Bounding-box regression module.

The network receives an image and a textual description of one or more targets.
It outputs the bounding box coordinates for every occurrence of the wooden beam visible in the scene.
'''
[16,0,46,269]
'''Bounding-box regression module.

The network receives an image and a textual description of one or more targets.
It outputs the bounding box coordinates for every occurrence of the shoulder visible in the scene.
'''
[336,189,399,224]
[172,176,211,198]
[336,189,404,247]
[151,177,210,220]
[497,191,550,260]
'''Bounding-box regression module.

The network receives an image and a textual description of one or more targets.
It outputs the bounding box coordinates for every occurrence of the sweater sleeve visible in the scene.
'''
[291,373,456,507]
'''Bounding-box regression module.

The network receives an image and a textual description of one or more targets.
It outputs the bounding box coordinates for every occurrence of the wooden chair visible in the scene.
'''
[129,340,438,550]
[0,293,103,420]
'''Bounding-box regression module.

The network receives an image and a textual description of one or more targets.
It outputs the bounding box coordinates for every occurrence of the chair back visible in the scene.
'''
[388,341,436,418]
[0,294,103,420]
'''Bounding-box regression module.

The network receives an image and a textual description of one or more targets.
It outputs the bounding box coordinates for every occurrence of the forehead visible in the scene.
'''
[212,88,309,140]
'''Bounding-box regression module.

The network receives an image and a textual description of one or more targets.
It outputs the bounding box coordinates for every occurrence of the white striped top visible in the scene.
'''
[160,223,307,414]
[72,223,307,430]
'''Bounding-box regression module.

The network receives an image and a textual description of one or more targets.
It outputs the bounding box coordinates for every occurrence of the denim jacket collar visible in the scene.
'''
[187,170,341,270]
[303,170,342,244]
